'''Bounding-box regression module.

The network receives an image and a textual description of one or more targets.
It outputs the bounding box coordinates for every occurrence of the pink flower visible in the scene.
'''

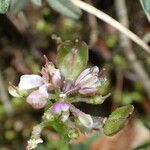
[8,74,44,97]
[8,58,62,109]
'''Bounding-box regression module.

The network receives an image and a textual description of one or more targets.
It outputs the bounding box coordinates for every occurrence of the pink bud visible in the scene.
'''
[26,86,48,109]
[50,101,70,114]
[41,59,61,88]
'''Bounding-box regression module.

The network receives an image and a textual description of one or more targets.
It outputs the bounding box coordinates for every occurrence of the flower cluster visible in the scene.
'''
[9,56,109,149]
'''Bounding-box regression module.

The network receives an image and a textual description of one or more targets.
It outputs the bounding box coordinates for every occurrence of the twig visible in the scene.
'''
[85,0,98,47]
[70,0,150,54]
[0,72,14,116]
[114,0,150,98]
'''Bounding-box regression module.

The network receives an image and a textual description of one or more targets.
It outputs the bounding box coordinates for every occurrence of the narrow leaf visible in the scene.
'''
[141,0,150,11]
[103,105,134,136]
[56,40,88,80]
[140,0,150,22]
[47,0,82,19]
[0,0,10,14]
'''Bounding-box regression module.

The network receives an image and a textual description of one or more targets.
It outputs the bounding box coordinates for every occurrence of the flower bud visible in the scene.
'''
[75,66,102,95]
[77,113,93,129]
[26,85,48,109]
[41,59,61,88]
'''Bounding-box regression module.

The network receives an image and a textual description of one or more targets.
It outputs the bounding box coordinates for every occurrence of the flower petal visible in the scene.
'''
[19,75,43,90]
[52,69,62,87]
[50,101,70,114]
[8,85,20,97]
[26,87,48,109]
[78,88,97,95]
[75,66,99,85]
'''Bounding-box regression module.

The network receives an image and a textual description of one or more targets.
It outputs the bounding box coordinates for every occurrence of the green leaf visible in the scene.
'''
[47,0,82,19]
[103,105,134,136]
[141,0,150,11]
[31,0,42,6]
[140,0,150,22]
[56,40,88,80]
[0,0,10,14]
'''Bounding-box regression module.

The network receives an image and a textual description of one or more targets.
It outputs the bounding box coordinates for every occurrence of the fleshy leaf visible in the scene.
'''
[47,0,82,19]
[56,40,88,80]
[103,105,134,136]
[0,0,10,14]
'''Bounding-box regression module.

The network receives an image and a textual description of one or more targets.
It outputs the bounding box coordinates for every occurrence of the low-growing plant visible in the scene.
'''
[8,40,134,150]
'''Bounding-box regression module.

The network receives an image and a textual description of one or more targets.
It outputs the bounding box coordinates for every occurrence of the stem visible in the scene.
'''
[70,0,150,53]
